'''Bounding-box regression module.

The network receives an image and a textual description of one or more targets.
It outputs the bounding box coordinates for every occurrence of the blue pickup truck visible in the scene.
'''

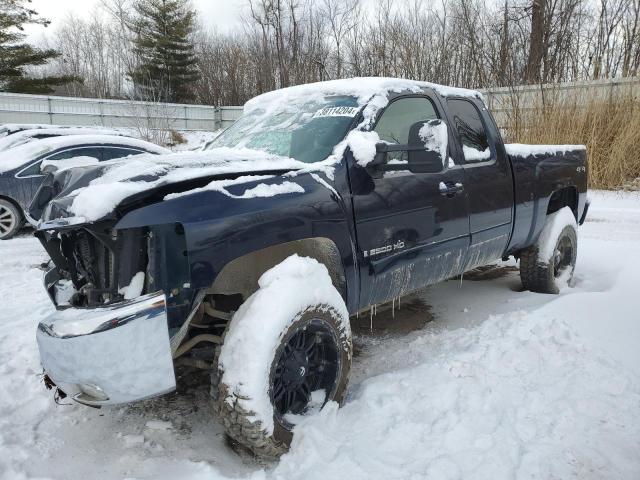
[32,78,588,458]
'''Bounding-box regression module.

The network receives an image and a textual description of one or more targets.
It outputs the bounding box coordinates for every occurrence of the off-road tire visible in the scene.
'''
[212,305,351,460]
[0,199,23,240]
[520,223,577,294]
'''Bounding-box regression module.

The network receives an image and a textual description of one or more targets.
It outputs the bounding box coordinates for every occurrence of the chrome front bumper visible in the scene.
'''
[36,292,176,406]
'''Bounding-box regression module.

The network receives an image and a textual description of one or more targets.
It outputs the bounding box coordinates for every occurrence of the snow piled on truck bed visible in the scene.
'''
[1,190,639,479]
[505,143,586,156]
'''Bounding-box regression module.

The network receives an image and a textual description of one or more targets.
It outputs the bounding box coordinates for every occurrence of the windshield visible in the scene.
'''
[206,96,360,163]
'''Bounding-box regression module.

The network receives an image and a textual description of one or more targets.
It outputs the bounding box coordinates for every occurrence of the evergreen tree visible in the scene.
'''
[130,0,200,103]
[0,0,74,93]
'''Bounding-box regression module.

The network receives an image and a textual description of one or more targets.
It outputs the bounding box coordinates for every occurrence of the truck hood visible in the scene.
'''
[34,147,321,227]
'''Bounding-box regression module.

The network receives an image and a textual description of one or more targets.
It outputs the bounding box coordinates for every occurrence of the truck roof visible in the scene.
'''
[245,77,485,115]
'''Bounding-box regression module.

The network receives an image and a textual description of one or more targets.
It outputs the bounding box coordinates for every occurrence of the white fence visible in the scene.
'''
[0,92,242,132]
[481,77,640,129]
[1,78,638,133]
[214,77,640,129]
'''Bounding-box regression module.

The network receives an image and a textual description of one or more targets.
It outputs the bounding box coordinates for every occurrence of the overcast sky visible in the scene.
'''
[24,0,246,42]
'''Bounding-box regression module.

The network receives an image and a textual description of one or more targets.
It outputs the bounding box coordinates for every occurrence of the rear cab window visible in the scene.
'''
[447,98,495,163]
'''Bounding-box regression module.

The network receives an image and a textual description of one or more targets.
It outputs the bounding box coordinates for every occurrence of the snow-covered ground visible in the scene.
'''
[0,190,638,480]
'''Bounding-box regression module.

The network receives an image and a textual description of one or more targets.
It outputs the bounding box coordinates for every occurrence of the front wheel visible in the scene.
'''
[520,207,578,294]
[0,199,23,240]
[212,255,352,459]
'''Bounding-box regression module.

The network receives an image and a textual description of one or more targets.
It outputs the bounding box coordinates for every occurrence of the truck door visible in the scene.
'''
[347,94,470,309]
[445,98,514,270]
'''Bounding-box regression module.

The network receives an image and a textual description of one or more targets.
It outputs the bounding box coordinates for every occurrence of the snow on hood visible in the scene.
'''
[61,147,318,222]
[0,134,168,174]
[163,175,305,201]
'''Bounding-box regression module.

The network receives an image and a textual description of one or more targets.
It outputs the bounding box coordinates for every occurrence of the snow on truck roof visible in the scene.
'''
[245,77,485,113]
[0,134,168,174]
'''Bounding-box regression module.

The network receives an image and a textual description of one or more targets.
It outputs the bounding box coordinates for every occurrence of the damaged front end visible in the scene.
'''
[37,292,174,406]
[35,216,195,406]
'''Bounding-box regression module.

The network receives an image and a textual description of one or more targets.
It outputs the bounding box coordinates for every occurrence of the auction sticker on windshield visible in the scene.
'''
[312,106,360,118]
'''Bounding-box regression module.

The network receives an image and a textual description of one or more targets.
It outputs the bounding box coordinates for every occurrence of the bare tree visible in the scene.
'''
[38,0,640,105]
[320,0,360,78]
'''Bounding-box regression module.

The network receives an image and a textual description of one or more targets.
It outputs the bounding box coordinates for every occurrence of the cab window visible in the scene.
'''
[374,97,439,145]
[446,98,492,163]
[374,97,439,161]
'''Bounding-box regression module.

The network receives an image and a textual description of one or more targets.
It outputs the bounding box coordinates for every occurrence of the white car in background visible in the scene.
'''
[0,135,169,239]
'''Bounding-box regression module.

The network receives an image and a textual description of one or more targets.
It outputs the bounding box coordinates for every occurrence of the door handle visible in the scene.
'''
[439,181,464,197]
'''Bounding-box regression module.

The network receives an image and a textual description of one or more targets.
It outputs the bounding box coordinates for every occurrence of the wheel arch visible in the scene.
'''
[206,237,347,303]
[546,186,578,220]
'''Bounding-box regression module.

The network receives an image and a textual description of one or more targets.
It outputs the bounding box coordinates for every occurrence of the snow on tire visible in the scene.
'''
[520,206,578,294]
[213,254,352,459]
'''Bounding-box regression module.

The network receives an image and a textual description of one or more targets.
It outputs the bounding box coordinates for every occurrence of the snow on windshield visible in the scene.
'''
[207,96,360,164]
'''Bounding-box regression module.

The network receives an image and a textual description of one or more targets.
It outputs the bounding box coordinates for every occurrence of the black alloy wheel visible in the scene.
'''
[271,318,341,428]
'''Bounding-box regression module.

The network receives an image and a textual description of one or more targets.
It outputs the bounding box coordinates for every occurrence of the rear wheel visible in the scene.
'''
[520,213,578,294]
[0,199,22,240]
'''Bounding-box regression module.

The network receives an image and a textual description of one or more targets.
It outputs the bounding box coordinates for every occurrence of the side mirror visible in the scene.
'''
[407,120,447,174]
[362,143,398,179]
[373,143,389,166]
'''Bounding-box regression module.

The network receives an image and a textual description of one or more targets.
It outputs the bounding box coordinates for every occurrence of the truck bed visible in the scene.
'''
[504,143,588,254]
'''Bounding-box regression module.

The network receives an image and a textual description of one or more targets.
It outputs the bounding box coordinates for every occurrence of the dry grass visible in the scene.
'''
[169,129,187,146]
[505,94,640,190]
